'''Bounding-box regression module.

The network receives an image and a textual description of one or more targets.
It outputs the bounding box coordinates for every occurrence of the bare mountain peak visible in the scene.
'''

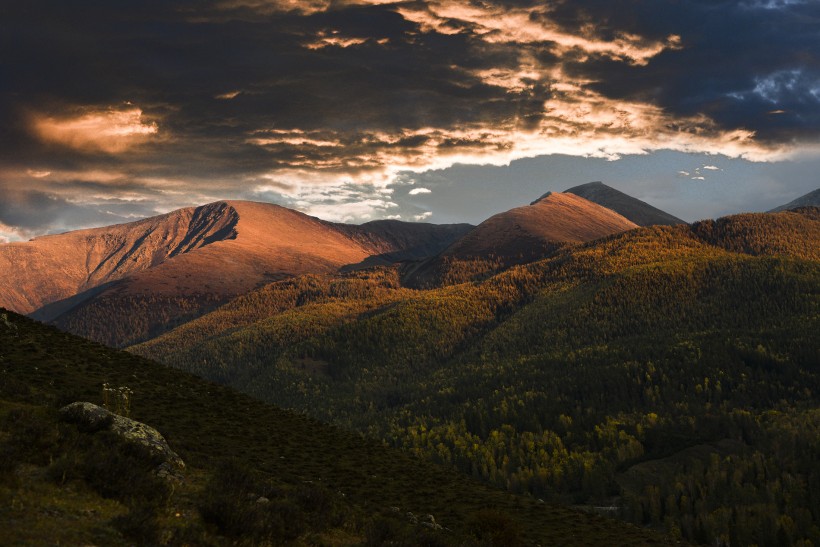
[0,202,244,314]
[168,201,239,257]
[562,181,685,226]
[445,191,637,260]
[530,191,552,205]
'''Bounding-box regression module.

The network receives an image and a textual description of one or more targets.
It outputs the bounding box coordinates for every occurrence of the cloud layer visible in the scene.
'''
[1,0,819,235]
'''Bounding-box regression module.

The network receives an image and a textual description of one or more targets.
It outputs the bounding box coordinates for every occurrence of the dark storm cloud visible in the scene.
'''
[550,0,820,143]
[0,0,818,236]
[1,0,548,183]
[3,0,818,154]
[0,187,152,237]
[0,190,79,230]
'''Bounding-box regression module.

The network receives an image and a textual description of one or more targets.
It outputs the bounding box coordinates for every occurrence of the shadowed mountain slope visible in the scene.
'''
[562,181,686,226]
[339,219,474,270]
[768,188,820,212]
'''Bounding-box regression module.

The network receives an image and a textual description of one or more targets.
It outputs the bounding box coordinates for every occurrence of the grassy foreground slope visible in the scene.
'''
[133,209,820,546]
[0,311,667,546]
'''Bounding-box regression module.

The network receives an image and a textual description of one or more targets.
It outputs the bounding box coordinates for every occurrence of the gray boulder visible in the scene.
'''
[59,402,185,474]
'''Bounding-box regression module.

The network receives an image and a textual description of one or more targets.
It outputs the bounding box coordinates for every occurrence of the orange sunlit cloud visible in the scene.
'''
[304,35,369,50]
[30,107,158,153]
[219,0,679,65]
[395,2,680,65]
[204,0,801,185]
[245,80,790,193]
[26,169,52,178]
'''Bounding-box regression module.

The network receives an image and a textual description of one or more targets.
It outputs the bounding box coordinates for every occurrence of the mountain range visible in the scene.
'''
[0,182,643,345]
[2,182,812,334]
[1,201,470,346]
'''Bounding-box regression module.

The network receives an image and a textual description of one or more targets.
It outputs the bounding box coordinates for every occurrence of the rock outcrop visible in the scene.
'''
[59,402,185,476]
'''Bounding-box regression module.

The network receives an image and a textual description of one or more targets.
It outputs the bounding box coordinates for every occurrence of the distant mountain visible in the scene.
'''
[0,201,238,315]
[0,200,468,346]
[768,188,820,212]
[339,219,473,270]
[403,191,638,286]
[446,191,638,258]
[563,181,686,226]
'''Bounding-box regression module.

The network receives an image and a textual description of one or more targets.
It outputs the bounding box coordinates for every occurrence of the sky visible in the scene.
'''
[1,0,819,241]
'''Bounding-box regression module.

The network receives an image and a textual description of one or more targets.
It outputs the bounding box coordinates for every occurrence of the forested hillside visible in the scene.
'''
[132,208,820,546]
[0,311,668,545]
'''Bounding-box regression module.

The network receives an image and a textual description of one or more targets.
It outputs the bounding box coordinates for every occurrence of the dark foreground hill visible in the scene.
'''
[0,310,667,546]
[132,208,820,547]
[562,181,686,226]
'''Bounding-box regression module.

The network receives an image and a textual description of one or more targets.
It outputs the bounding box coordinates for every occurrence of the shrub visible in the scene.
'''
[198,460,307,542]
[364,515,452,547]
[81,432,171,507]
[46,428,171,510]
[364,515,403,546]
[2,408,60,465]
[467,509,523,547]
[0,442,20,487]
[0,375,31,399]
[111,505,161,545]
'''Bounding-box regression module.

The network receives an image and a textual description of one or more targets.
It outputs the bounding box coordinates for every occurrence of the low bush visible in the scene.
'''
[2,407,61,465]
[110,505,161,545]
[198,460,307,542]
[467,508,523,547]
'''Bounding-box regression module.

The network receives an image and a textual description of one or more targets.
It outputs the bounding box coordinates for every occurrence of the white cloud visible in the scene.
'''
[408,187,431,195]
[702,165,721,171]
[0,221,32,243]
[248,179,404,223]
[413,211,432,221]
